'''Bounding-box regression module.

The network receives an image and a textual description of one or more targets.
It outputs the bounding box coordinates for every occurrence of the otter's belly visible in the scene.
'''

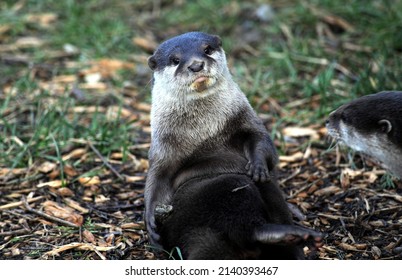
[172,150,248,190]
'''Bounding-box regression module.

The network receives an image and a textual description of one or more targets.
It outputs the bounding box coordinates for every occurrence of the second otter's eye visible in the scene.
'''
[204,45,214,55]
[170,57,180,66]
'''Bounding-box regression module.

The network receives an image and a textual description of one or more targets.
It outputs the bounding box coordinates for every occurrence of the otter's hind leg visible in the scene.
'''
[254,224,322,246]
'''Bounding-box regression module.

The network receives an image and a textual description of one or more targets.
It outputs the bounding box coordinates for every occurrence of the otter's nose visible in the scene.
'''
[188,61,204,72]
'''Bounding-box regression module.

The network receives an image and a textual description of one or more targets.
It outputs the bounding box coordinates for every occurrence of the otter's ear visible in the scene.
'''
[148,55,157,70]
[213,35,222,47]
[378,119,392,133]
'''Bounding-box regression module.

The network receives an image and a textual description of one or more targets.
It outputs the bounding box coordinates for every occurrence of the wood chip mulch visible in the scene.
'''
[1,119,401,260]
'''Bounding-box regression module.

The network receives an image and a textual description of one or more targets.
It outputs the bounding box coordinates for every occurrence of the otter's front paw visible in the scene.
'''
[245,160,270,182]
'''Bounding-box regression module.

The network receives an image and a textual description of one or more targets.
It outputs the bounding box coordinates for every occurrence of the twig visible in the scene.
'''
[0,196,44,210]
[287,178,321,199]
[280,167,301,186]
[43,242,115,258]
[87,141,125,181]
[21,196,79,228]
[0,228,31,237]
[317,213,354,221]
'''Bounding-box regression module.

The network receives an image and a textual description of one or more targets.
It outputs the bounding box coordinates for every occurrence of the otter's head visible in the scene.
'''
[326,91,402,175]
[148,32,229,100]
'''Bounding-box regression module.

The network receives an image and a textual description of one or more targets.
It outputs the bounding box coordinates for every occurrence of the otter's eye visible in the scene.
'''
[204,45,214,55]
[170,57,180,66]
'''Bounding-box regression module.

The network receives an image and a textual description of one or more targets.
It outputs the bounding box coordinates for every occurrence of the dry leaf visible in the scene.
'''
[341,168,364,178]
[106,106,134,120]
[84,72,102,84]
[369,220,386,227]
[11,247,21,256]
[365,171,379,183]
[47,169,60,180]
[314,186,341,196]
[0,24,11,35]
[63,198,89,214]
[116,191,139,200]
[79,82,107,90]
[38,161,57,173]
[62,148,87,161]
[64,165,78,177]
[82,229,96,244]
[43,201,83,226]
[132,36,157,53]
[95,195,110,203]
[105,233,115,246]
[51,75,77,83]
[138,159,149,170]
[110,152,124,159]
[124,232,142,241]
[44,242,116,256]
[78,176,100,186]
[339,243,358,251]
[0,168,27,176]
[124,175,145,183]
[25,13,58,28]
[15,37,45,48]
[37,180,65,188]
[56,187,74,197]
[282,126,320,140]
[80,59,134,79]
[340,170,350,189]
[279,152,304,163]
[355,244,368,250]
[135,102,152,112]
[121,222,144,230]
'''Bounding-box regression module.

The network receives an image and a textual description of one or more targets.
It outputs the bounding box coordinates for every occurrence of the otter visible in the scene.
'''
[326,91,402,178]
[145,32,321,259]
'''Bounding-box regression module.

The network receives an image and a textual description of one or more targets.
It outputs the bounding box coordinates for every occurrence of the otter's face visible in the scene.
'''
[148,32,228,99]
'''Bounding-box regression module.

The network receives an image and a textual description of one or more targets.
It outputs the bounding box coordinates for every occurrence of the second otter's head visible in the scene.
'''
[326,91,402,150]
[326,91,402,177]
[148,32,229,99]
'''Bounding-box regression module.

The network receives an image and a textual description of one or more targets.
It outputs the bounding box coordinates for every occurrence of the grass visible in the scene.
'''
[1,0,401,169]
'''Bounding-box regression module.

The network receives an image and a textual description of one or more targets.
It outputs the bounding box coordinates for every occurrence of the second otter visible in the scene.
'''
[326,91,402,178]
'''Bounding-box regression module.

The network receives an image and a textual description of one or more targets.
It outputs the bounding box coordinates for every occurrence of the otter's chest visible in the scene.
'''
[150,113,228,162]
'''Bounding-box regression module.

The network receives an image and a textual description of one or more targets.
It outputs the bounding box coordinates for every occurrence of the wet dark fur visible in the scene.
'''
[158,174,305,259]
